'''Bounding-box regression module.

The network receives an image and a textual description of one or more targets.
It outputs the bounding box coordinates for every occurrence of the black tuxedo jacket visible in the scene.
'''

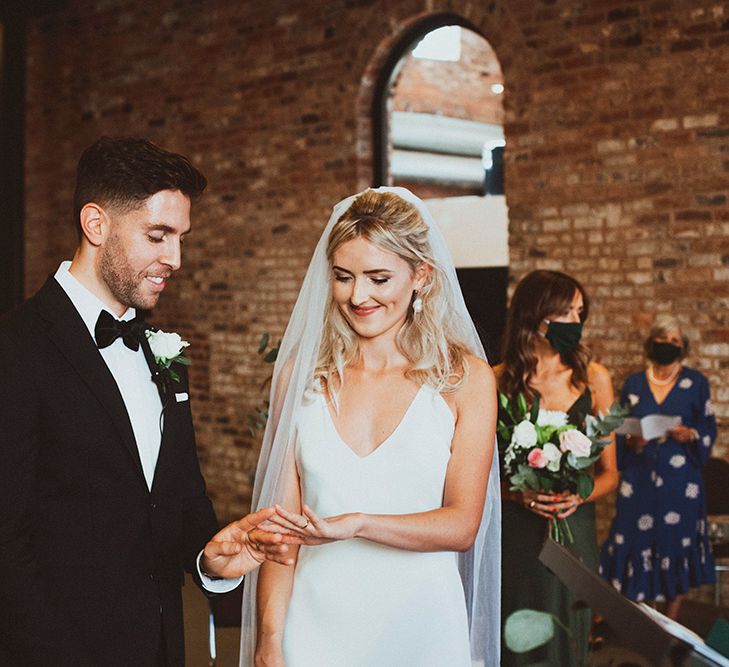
[0,277,219,666]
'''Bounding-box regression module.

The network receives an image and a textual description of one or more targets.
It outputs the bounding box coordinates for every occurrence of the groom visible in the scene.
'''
[0,137,290,666]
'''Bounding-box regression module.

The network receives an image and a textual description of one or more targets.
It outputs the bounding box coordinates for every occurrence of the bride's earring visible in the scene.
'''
[412,292,423,314]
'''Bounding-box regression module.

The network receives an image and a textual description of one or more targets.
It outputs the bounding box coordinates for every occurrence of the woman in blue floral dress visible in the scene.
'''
[600,314,717,619]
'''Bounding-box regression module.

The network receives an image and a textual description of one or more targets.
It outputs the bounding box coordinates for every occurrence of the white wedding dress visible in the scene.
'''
[282,384,471,667]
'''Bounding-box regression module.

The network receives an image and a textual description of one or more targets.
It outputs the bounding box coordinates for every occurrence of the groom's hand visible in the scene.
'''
[201,507,296,579]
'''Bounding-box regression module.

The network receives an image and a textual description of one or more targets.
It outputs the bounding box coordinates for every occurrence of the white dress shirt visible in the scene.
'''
[55,261,162,489]
[55,261,240,592]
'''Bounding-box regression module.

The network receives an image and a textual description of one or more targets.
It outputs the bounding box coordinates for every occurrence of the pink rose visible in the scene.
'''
[527,448,549,469]
[559,429,592,458]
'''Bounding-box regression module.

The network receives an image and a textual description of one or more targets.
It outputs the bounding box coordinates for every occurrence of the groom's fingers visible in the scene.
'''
[237,506,277,531]
[248,527,284,546]
[207,540,243,557]
[256,523,291,534]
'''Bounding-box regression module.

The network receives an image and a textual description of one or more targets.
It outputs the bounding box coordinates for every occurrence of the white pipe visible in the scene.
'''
[391,149,484,186]
[392,111,504,157]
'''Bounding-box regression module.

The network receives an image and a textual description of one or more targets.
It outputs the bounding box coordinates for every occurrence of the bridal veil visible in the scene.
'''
[239,186,501,666]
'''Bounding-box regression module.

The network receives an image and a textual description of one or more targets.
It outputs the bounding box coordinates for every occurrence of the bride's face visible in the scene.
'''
[331,236,425,341]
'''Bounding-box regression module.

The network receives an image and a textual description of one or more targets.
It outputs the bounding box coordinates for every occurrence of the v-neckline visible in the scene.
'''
[323,384,425,460]
[535,387,588,415]
[645,367,683,407]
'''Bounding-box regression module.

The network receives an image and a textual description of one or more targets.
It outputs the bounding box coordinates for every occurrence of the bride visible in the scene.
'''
[241,187,501,666]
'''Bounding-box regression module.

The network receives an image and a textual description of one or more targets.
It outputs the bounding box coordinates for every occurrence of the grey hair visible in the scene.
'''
[644,313,689,358]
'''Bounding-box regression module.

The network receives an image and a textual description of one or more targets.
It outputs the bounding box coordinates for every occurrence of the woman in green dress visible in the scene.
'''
[496,270,618,666]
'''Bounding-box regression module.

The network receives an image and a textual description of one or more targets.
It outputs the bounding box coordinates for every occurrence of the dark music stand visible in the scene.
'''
[538,537,729,666]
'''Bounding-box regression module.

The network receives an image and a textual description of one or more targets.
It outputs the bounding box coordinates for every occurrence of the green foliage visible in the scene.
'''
[517,393,528,418]
[566,452,595,470]
[496,419,511,445]
[586,401,629,438]
[248,333,281,436]
[510,464,539,491]
[529,393,541,424]
[247,400,270,433]
[155,353,192,384]
[499,391,514,422]
[499,390,628,545]
[576,472,594,499]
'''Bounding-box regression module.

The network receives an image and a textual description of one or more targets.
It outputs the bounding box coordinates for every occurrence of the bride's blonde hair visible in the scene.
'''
[314,190,469,399]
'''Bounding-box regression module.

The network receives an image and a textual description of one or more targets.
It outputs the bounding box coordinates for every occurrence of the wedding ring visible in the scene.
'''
[529,500,536,509]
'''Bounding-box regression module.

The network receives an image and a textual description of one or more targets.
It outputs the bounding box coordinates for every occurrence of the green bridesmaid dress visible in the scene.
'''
[500,389,598,667]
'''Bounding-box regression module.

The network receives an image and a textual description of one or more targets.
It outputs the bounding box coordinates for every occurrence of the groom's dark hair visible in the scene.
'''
[73,136,207,235]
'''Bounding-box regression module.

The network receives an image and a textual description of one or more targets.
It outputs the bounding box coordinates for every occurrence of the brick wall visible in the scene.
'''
[24,0,729,529]
[392,26,504,124]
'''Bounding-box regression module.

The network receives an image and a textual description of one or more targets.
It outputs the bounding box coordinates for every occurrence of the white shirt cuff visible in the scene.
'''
[196,550,243,593]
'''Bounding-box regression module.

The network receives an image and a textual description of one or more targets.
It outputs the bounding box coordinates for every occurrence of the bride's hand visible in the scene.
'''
[263,504,362,544]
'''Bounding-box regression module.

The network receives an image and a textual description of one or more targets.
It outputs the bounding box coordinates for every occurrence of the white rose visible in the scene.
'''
[536,409,568,427]
[559,429,592,458]
[542,442,563,472]
[511,420,538,449]
[146,329,189,361]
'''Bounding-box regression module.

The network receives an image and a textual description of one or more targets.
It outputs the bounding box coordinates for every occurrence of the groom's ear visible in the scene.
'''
[78,202,110,247]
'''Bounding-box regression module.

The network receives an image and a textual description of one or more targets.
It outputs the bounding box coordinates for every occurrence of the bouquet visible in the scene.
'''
[497,392,626,544]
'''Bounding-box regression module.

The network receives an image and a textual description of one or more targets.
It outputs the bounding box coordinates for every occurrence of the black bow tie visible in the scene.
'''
[94,310,147,351]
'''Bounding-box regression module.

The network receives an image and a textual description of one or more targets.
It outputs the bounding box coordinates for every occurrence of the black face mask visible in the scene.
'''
[544,320,583,355]
[648,340,682,366]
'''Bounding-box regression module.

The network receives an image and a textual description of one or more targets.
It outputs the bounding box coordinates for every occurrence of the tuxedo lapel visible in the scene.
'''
[33,277,148,490]
[151,377,186,493]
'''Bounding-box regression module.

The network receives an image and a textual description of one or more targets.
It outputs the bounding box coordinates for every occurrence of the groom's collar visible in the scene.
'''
[53,261,137,344]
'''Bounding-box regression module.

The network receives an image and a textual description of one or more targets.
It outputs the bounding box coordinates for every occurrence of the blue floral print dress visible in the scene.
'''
[600,366,717,601]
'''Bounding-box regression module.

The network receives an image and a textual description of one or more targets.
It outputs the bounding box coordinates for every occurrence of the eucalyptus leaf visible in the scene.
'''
[567,452,596,470]
[504,609,554,653]
[517,464,539,490]
[258,333,270,354]
[577,473,594,499]
[584,414,598,437]
[263,348,278,364]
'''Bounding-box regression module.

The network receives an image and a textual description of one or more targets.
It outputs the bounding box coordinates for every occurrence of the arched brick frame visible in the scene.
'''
[353,1,532,192]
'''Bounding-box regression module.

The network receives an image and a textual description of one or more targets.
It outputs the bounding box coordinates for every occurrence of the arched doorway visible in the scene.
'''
[373,17,508,361]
